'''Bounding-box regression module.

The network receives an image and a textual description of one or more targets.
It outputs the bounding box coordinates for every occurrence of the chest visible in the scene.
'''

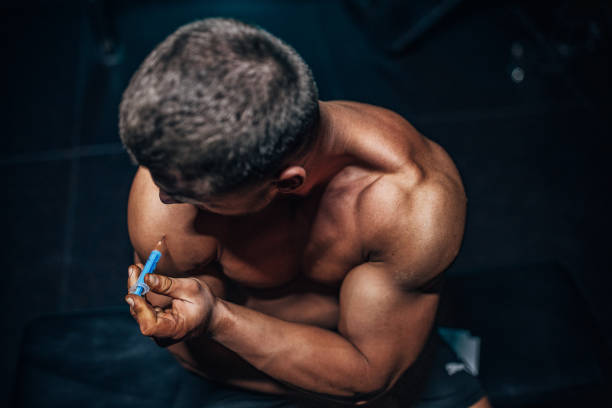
[201,189,364,291]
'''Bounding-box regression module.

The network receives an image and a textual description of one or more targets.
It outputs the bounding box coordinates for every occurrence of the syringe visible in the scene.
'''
[129,237,165,296]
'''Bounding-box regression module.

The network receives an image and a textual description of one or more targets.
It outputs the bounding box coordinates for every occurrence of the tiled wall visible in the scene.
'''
[2,0,610,404]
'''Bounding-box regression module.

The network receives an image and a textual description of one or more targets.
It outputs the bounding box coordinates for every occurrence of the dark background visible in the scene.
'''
[2,0,611,406]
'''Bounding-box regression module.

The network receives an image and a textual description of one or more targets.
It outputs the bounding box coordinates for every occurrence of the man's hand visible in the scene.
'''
[125,264,217,346]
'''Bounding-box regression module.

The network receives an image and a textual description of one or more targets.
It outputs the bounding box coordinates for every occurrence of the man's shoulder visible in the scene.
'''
[128,167,199,241]
[355,170,467,285]
[356,167,463,230]
[127,167,217,272]
[332,100,408,124]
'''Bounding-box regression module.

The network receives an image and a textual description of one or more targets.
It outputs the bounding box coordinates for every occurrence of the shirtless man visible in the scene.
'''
[121,18,490,407]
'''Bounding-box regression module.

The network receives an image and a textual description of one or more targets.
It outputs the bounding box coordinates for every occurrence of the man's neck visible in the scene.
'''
[291,101,357,196]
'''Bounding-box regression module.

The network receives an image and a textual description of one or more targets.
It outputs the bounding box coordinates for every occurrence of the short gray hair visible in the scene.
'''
[119,18,319,197]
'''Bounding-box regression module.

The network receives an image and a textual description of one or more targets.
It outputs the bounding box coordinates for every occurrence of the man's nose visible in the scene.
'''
[159,190,180,204]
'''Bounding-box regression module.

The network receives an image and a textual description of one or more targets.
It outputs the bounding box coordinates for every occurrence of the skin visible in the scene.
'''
[124,100,491,407]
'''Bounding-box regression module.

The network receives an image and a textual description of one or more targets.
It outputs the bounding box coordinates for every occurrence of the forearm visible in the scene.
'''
[209,299,383,402]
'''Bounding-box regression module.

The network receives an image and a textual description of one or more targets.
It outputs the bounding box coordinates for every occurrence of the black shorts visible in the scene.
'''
[408,331,486,407]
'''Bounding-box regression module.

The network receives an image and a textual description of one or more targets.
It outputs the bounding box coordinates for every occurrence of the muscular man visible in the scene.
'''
[121,18,490,407]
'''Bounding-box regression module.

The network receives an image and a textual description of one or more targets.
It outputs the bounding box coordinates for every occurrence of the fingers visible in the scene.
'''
[127,264,143,291]
[125,294,182,339]
[145,274,200,299]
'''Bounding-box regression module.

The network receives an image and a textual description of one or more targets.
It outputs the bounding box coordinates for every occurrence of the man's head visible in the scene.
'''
[119,18,319,213]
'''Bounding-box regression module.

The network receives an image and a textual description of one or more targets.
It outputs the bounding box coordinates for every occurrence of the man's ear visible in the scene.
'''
[274,166,306,193]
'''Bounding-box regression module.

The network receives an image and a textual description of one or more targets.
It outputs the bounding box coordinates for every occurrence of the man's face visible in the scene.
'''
[155,177,275,216]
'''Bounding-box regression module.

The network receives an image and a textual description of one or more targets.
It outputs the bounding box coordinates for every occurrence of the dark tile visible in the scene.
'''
[439,263,606,405]
[78,64,124,147]
[0,160,71,406]
[14,310,182,408]
[421,109,593,273]
[2,3,89,156]
[114,0,345,101]
[64,154,136,310]
[78,0,345,146]
[78,0,344,146]
[3,3,610,406]
[318,2,577,118]
[519,1,612,111]
[422,109,612,346]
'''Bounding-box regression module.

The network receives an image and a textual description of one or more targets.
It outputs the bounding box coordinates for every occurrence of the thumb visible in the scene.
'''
[127,264,143,291]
